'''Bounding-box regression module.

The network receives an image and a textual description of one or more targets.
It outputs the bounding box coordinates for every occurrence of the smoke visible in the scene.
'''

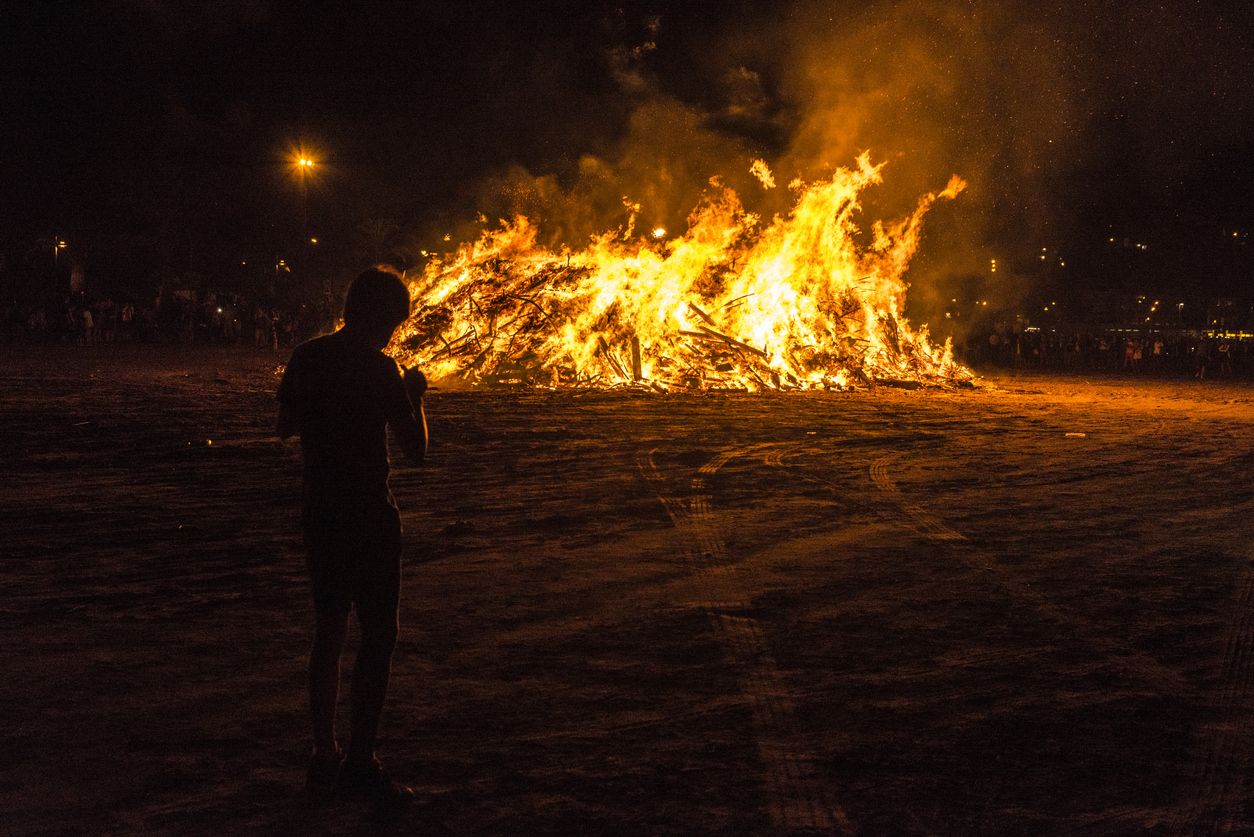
[782,0,1253,318]
[454,0,1254,326]
[473,100,759,248]
[465,4,1004,259]
[465,10,767,251]
[783,5,1076,198]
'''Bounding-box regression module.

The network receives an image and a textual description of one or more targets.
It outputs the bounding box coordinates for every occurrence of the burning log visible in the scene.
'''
[696,325,769,359]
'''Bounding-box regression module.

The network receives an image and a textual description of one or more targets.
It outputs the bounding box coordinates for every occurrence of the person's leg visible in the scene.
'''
[305,529,355,761]
[345,551,400,765]
[345,604,398,765]
[338,578,412,804]
[333,512,414,804]
[310,609,349,757]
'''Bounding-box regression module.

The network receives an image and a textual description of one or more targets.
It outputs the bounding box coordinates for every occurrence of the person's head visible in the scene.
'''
[342,267,410,347]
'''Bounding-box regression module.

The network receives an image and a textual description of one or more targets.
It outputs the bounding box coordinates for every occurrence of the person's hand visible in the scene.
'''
[403,366,428,402]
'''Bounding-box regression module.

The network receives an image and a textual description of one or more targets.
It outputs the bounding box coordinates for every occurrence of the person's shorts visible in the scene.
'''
[303,503,402,626]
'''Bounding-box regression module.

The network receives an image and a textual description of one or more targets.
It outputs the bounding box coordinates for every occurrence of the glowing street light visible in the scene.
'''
[290,152,318,181]
[288,150,320,238]
[52,239,67,267]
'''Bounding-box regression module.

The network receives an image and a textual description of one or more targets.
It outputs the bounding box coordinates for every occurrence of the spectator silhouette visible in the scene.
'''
[277,267,428,807]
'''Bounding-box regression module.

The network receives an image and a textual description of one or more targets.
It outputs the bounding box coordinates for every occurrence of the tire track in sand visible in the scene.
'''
[864,452,1191,698]
[1182,550,1254,835]
[868,456,965,543]
[638,446,852,835]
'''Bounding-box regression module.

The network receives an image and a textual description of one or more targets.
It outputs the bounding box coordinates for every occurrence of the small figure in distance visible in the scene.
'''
[277,266,428,808]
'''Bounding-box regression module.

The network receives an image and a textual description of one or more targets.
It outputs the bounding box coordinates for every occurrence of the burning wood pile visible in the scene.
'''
[391,155,972,391]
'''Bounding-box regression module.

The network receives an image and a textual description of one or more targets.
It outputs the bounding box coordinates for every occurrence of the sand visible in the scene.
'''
[3,344,1253,835]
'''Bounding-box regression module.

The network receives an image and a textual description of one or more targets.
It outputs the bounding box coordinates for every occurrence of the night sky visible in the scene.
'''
[4,0,1253,304]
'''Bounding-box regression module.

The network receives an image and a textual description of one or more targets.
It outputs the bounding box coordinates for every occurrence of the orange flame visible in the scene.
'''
[392,154,969,391]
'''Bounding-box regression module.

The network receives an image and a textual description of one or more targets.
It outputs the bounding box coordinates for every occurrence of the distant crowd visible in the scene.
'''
[5,293,1252,383]
[0,292,338,350]
[965,327,1254,379]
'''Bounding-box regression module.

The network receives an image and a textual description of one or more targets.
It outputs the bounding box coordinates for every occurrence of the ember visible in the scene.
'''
[392,155,970,391]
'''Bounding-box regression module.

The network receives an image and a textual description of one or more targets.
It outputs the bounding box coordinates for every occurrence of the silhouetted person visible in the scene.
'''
[1195,337,1211,380]
[1217,339,1233,377]
[277,267,428,806]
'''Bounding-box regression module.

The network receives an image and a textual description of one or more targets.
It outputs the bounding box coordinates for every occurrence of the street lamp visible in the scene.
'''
[285,145,322,281]
[53,239,67,267]
[291,154,317,236]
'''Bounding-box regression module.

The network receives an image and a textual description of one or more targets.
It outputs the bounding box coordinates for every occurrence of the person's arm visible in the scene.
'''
[399,396,429,464]
[384,364,428,463]
[277,401,299,439]
[276,354,300,439]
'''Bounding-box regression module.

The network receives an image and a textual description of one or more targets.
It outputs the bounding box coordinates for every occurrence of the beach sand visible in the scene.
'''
[3,345,1253,835]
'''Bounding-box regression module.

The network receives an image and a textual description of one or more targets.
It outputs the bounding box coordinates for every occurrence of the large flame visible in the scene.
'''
[392,154,969,391]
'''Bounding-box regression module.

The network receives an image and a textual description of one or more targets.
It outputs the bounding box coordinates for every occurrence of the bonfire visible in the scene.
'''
[390,154,970,391]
